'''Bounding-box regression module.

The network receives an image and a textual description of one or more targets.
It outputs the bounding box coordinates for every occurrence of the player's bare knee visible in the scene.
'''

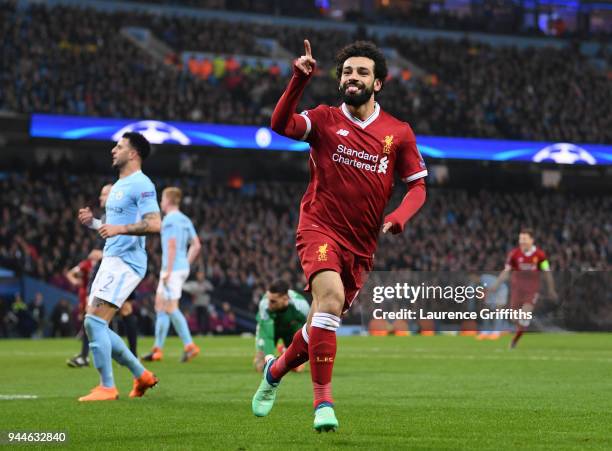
[306,299,317,328]
[154,294,165,312]
[315,288,344,316]
[311,270,344,315]
[165,300,179,314]
[86,298,117,322]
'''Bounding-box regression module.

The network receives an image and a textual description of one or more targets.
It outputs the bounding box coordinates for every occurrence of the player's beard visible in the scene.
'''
[112,158,127,170]
[340,81,374,107]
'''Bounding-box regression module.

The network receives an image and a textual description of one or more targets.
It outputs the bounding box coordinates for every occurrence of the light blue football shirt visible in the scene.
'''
[103,170,160,278]
[161,210,197,272]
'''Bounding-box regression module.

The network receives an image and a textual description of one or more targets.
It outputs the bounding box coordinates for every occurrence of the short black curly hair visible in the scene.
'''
[268,279,289,295]
[335,41,388,88]
[123,132,151,160]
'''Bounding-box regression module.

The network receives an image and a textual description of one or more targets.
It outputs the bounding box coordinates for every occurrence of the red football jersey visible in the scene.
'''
[77,259,93,309]
[297,102,427,257]
[505,246,549,293]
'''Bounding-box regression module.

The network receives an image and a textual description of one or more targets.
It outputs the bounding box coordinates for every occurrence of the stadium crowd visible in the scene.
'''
[1,170,609,331]
[112,0,612,39]
[1,1,611,143]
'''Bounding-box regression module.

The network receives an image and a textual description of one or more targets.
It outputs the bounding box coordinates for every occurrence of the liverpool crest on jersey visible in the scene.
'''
[382,135,394,154]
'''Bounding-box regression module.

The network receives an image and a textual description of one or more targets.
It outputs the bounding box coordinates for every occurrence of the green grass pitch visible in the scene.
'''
[1,334,611,450]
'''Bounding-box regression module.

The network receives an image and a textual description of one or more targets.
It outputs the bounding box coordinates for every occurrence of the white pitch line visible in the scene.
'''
[0,395,38,400]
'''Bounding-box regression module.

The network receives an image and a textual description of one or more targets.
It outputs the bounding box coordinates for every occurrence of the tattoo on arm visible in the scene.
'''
[92,298,108,308]
[125,212,160,235]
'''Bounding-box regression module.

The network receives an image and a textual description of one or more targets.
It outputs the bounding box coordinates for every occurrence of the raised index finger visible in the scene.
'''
[304,39,312,57]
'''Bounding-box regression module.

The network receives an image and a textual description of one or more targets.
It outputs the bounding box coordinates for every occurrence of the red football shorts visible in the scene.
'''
[510,288,539,310]
[296,229,373,314]
[78,291,88,314]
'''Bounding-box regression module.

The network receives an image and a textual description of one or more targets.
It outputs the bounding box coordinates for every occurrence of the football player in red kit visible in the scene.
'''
[251,40,427,431]
[490,228,557,349]
[65,250,102,367]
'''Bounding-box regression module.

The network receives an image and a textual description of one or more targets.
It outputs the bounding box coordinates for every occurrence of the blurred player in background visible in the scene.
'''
[65,250,101,367]
[77,132,161,401]
[65,183,112,367]
[491,228,557,349]
[253,280,309,373]
[251,40,427,431]
[143,187,201,363]
[476,273,509,341]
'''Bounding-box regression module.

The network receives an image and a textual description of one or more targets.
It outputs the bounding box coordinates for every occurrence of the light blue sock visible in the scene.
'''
[154,311,170,349]
[84,314,114,388]
[108,328,145,378]
[169,309,193,346]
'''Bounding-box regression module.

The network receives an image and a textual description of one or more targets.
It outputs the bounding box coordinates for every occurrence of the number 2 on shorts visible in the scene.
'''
[100,274,114,292]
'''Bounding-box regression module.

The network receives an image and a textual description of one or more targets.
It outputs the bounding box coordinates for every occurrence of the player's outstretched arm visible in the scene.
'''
[187,235,202,265]
[270,39,316,140]
[382,179,426,234]
[490,268,510,293]
[98,212,161,238]
[65,265,82,287]
[544,271,558,300]
[257,318,277,357]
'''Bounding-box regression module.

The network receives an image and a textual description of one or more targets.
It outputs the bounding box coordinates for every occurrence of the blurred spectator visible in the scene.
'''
[183,270,214,334]
[28,292,45,338]
[11,293,33,338]
[185,307,199,335]
[50,299,73,337]
[221,302,237,334]
[208,308,224,335]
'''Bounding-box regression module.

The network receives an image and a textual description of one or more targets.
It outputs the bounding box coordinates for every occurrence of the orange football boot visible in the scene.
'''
[78,385,119,402]
[129,370,159,398]
[142,347,163,362]
[181,343,200,363]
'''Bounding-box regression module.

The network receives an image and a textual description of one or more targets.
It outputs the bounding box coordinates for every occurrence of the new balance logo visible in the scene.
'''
[377,156,389,174]
[336,129,349,136]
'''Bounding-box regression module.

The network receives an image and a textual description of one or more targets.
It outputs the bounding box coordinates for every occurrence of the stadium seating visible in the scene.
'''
[109,0,612,39]
[1,171,609,319]
[1,1,611,142]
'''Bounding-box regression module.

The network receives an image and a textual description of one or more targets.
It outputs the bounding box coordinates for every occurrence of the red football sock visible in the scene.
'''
[309,325,337,408]
[512,327,524,346]
[269,326,309,381]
